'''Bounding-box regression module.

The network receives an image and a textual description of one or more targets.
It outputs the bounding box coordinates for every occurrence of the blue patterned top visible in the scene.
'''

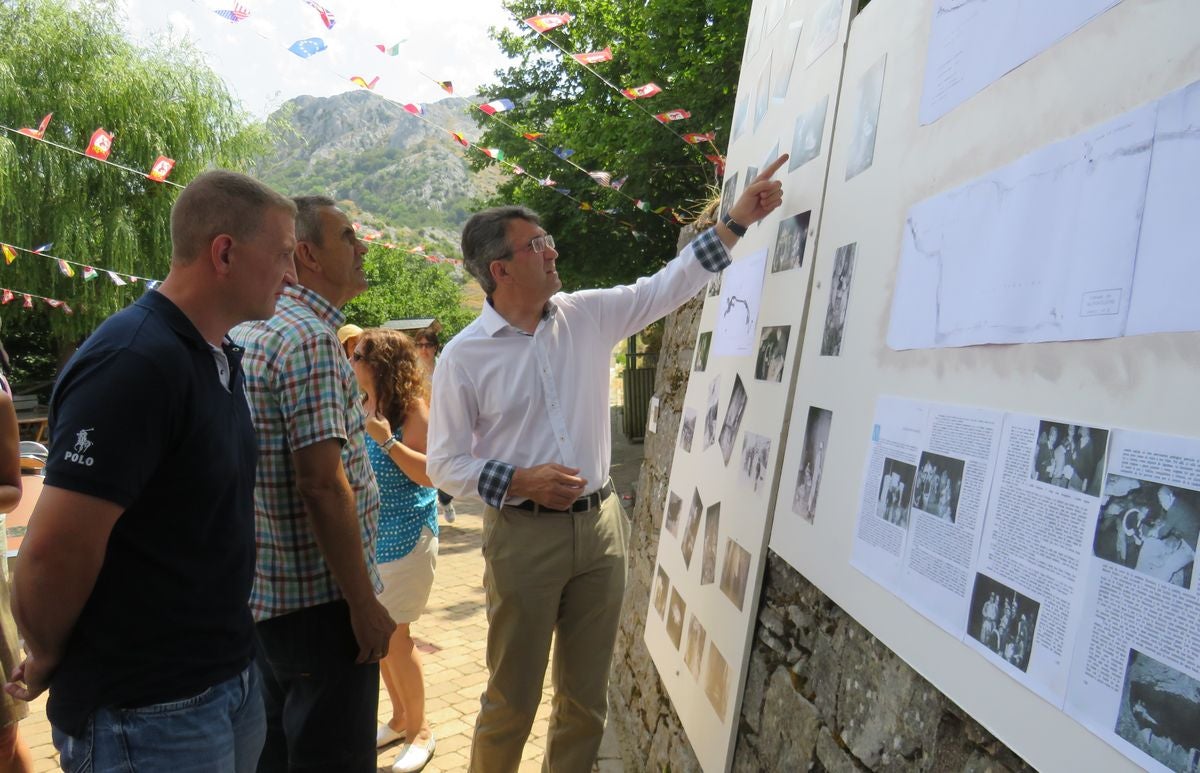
[367,429,438,564]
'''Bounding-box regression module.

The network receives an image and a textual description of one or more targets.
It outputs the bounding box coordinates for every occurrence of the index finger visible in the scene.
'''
[755,153,790,183]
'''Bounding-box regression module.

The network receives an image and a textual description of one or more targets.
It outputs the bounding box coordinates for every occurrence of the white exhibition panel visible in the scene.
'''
[767,1,1200,772]
[641,0,853,770]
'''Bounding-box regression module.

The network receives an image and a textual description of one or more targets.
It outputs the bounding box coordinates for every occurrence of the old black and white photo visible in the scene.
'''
[966,573,1039,672]
[820,243,857,356]
[876,457,917,529]
[792,406,832,522]
[718,374,748,466]
[912,451,965,523]
[771,211,810,273]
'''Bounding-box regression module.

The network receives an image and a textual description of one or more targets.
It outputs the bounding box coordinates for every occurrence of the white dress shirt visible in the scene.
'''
[427,228,729,506]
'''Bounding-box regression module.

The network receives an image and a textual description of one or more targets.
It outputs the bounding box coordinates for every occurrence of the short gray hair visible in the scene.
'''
[170,170,296,264]
[292,195,339,245]
[461,205,540,295]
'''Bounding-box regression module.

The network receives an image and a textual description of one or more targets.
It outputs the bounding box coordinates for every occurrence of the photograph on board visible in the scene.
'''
[703,374,721,451]
[719,537,752,612]
[694,330,712,372]
[681,489,703,569]
[719,172,739,222]
[792,406,833,522]
[701,503,720,586]
[876,457,917,529]
[684,614,707,682]
[1032,421,1108,496]
[664,490,683,538]
[666,587,686,650]
[912,451,965,523]
[1115,649,1200,772]
[755,325,791,382]
[771,210,811,273]
[703,641,730,722]
[740,432,772,494]
[754,55,772,129]
[718,375,748,466]
[679,407,697,453]
[966,573,1039,673]
[789,95,829,171]
[820,243,857,356]
[1093,475,1199,589]
[652,565,670,619]
[846,55,887,180]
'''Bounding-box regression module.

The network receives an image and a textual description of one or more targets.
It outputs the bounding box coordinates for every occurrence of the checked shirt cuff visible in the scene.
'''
[693,228,732,273]
[478,459,515,510]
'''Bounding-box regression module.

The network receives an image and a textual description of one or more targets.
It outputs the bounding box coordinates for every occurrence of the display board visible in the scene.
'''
[764,1,1200,771]
[641,0,852,770]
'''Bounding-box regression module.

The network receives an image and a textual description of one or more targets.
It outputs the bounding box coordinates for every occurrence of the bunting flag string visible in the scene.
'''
[415,70,677,226]
[0,121,185,189]
[0,287,75,315]
[514,10,717,180]
[0,240,156,285]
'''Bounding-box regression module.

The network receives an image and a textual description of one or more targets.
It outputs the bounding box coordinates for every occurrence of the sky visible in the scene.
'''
[116,0,520,117]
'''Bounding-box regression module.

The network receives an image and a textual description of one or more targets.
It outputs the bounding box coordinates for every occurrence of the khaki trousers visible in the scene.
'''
[469,492,630,773]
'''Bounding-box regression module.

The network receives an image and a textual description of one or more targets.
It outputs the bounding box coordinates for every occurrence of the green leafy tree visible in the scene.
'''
[0,0,272,374]
[343,244,477,340]
[474,0,749,290]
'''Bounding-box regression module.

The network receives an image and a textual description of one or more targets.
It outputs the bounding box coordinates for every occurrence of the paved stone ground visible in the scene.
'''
[17,407,640,772]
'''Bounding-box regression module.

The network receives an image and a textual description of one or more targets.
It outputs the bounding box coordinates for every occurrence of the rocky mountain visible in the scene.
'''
[254,90,499,243]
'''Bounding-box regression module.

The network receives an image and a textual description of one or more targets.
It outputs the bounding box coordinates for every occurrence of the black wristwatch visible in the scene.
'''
[721,212,747,237]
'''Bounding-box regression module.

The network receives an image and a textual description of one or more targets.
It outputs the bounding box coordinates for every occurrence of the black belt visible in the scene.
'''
[511,481,615,513]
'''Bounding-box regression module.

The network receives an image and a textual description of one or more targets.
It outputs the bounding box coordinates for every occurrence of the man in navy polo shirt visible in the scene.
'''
[4,170,298,771]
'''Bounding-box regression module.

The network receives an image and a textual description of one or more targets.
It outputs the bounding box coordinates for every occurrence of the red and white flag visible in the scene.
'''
[524,13,573,32]
[683,132,716,144]
[146,156,176,182]
[654,109,691,123]
[620,83,661,100]
[17,113,52,139]
[85,128,114,160]
[571,48,612,65]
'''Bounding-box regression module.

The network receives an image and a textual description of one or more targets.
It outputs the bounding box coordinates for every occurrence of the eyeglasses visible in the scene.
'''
[515,233,555,255]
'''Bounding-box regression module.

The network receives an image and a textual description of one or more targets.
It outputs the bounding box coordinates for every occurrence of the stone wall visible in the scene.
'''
[608,228,1036,773]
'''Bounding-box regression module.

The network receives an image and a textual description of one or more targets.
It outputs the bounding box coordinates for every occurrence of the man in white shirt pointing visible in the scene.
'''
[427,155,787,773]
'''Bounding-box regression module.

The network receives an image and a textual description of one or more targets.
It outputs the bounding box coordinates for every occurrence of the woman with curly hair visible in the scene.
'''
[351,328,438,772]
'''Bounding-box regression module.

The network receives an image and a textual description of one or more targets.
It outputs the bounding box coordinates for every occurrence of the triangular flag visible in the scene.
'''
[540,177,556,187]
[571,48,613,65]
[451,132,469,147]
[0,289,11,304]
[683,132,716,144]
[620,83,661,99]
[146,280,160,291]
[552,147,575,160]
[1,245,15,265]
[480,148,505,161]
[554,188,572,195]
[304,0,336,29]
[350,76,380,90]
[403,103,424,116]
[17,113,52,139]
[106,270,127,286]
[46,299,62,309]
[214,4,249,22]
[410,245,425,254]
[57,259,75,278]
[635,200,651,211]
[705,154,727,175]
[654,109,691,123]
[63,303,74,315]
[82,266,98,281]
[85,128,114,160]
[523,132,543,141]
[288,37,328,58]
[32,243,52,254]
[579,202,592,211]
[611,175,628,190]
[478,99,515,115]
[146,156,176,182]
[438,81,454,94]
[22,294,32,309]
[587,171,612,187]
[511,165,525,175]
[375,42,404,56]
[524,13,573,32]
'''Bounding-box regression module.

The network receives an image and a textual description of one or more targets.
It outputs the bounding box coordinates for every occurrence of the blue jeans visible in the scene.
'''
[53,664,264,772]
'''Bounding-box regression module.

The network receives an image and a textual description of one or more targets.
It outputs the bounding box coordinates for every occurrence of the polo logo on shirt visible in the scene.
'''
[65,428,96,466]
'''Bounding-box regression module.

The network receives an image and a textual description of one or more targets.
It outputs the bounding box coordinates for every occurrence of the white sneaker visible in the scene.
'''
[443,504,456,523]
[377,722,405,748]
[392,733,436,772]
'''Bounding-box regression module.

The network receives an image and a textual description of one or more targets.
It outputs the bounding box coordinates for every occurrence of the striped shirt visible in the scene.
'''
[234,285,381,621]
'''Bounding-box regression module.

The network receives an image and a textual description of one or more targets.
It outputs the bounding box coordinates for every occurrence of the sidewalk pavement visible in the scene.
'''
[17,408,642,772]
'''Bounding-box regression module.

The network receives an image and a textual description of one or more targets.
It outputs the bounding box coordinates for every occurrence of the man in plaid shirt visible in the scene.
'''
[236,196,394,772]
